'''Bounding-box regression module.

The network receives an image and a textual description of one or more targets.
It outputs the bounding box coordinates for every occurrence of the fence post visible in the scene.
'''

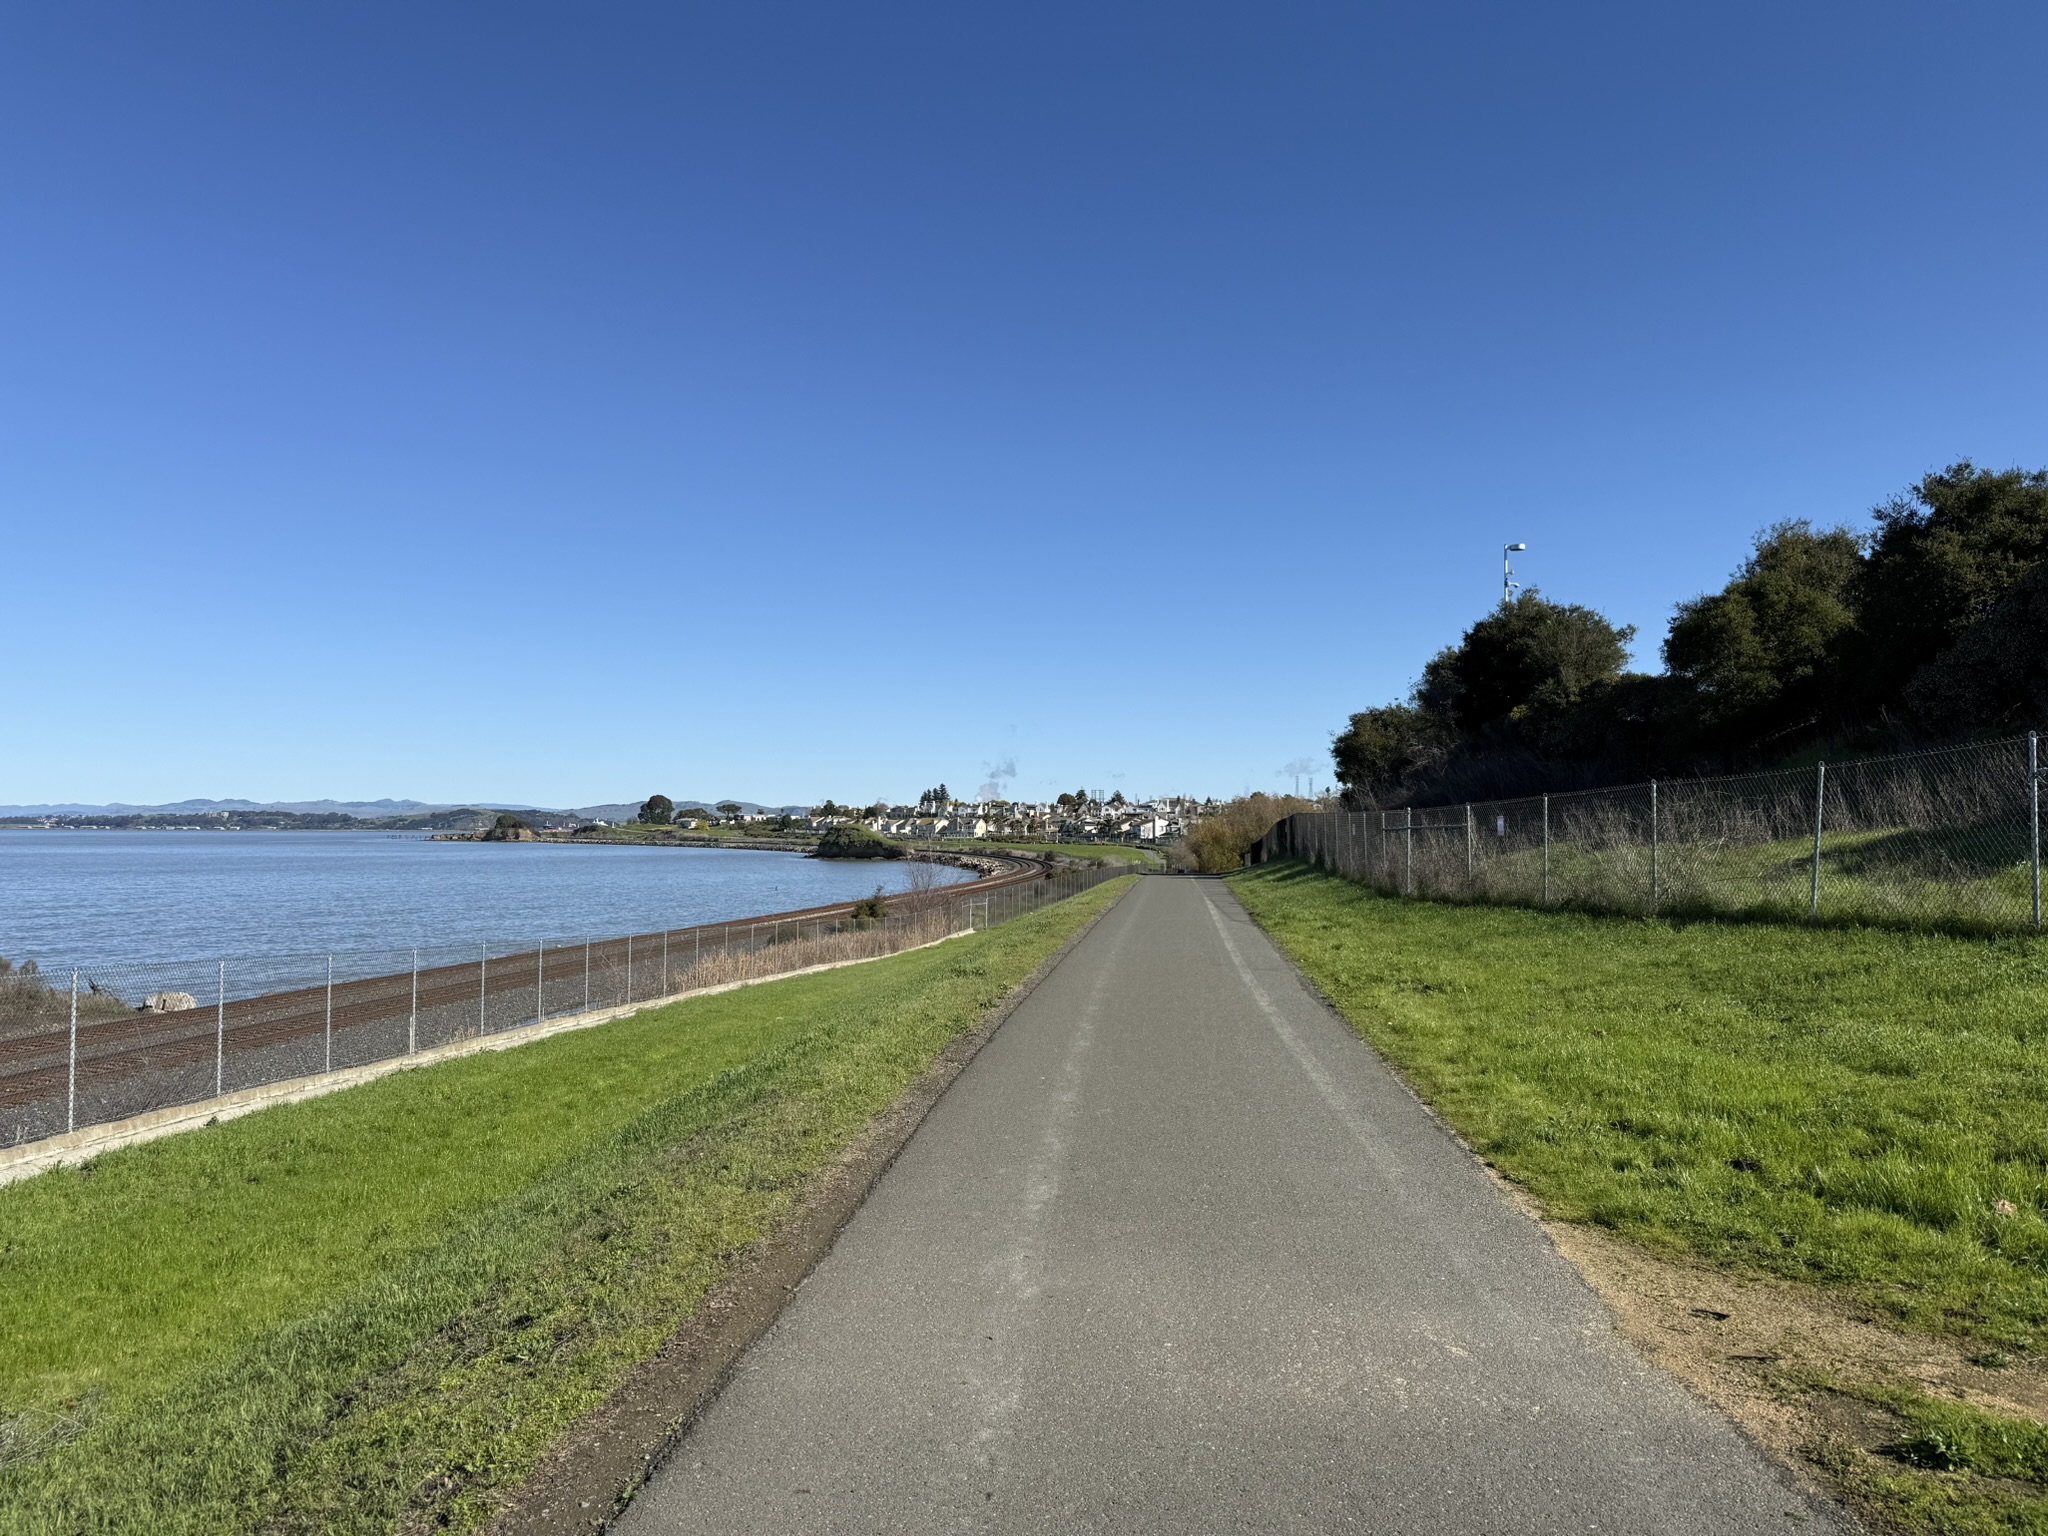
[2033,733,2042,932]
[1404,807,1414,896]
[216,959,226,1097]
[479,941,488,1036]
[626,934,634,1005]
[1809,762,1827,919]
[325,955,334,1074]
[67,970,78,1134]
[537,938,545,1027]
[584,937,591,1013]
[1649,780,1659,913]
[1542,795,1551,906]
[662,930,669,995]
[409,949,418,1054]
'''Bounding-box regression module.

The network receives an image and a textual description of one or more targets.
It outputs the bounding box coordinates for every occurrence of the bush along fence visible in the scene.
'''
[1252,733,2048,936]
[0,860,1135,1150]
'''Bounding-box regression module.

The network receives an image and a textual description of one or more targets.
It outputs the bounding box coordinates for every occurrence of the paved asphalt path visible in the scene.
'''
[617,876,1850,1535]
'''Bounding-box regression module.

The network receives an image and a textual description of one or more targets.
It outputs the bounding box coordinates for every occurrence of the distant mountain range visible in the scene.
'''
[0,797,801,820]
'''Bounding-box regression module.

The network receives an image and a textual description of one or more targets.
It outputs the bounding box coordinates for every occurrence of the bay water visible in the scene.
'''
[0,831,974,987]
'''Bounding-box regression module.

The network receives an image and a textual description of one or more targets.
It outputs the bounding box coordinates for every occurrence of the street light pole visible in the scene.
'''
[1503,542,1528,605]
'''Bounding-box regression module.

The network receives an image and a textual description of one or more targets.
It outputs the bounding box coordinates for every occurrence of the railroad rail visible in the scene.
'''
[0,852,1116,1149]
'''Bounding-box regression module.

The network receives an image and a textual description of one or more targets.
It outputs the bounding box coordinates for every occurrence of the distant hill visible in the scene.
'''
[0,798,460,818]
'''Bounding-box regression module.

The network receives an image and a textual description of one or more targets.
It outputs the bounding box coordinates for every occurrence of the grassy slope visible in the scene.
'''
[1231,863,2048,1340]
[1320,822,2033,935]
[1231,863,2048,1532]
[0,877,1131,1535]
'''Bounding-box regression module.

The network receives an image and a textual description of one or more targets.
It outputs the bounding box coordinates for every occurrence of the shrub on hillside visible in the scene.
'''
[1184,793,1318,873]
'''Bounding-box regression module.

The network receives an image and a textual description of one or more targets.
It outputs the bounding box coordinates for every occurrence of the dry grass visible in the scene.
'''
[657,907,964,993]
[1276,739,2041,934]
[0,960,131,1045]
[1185,793,1319,873]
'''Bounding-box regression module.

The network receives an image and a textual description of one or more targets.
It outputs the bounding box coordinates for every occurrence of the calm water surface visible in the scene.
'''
[0,831,973,975]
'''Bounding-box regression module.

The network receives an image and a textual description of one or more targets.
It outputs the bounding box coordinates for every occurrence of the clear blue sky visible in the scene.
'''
[6,3,2044,809]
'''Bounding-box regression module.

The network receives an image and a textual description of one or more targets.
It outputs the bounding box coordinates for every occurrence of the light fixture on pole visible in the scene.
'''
[1503,542,1527,605]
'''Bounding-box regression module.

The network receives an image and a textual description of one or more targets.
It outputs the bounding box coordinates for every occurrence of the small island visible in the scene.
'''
[813,824,904,860]
[478,813,537,843]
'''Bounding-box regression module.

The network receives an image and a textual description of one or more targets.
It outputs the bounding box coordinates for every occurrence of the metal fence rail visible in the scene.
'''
[0,860,1135,1150]
[1252,733,2048,935]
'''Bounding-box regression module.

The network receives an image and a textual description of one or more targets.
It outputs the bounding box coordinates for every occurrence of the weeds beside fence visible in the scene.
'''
[1252,733,2047,936]
[0,861,1133,1150]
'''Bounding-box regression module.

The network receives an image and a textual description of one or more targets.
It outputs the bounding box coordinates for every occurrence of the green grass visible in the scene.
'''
[1230,862,2048,1347]
[0,877,1131,1534]
[1805,1382,2048,1534]
[1234,861,2048,1531]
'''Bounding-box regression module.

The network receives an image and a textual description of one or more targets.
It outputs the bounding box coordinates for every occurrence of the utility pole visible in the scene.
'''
[1503,542,1527,606]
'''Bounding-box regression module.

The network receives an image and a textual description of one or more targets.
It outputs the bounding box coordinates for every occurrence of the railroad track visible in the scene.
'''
[0,854,1054,1117]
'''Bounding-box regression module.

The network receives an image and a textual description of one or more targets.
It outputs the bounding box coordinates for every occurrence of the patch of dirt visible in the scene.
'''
[485,886,1133,1536]
[1488,1192,2048,1531]
[1536,1212,2048,1430]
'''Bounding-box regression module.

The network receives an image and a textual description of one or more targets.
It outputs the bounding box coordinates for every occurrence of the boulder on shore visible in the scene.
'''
[141,991,198,1013]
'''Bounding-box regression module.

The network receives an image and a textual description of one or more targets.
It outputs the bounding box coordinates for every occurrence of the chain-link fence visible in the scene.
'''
[0,860,1135,1150]
[1252,734,2048,936]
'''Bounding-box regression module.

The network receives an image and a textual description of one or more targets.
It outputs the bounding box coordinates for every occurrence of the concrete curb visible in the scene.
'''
[0,930,971,1188]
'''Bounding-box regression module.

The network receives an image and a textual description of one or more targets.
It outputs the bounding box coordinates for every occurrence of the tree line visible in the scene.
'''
[636,796,744,825]
[1334,461,2048,807]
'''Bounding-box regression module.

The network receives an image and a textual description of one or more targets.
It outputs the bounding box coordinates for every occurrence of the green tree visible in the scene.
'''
[1331,703,1440,806]
[1904,561,2048,735]
[638,794,674,826]
[715,801,743,820]
[1663,521,1862,760]
[1425,592,1634,734]
[1849,462,2048,716]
